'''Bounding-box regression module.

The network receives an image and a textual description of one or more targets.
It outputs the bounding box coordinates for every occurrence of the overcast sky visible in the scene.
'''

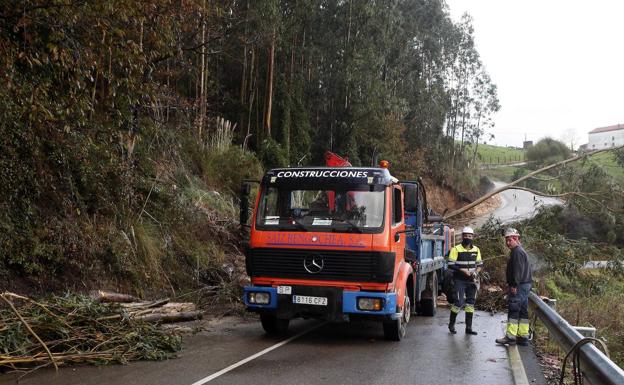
[444,0,624,148]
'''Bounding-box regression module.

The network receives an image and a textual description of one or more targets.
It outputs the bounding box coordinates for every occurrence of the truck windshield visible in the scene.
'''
[255,187,385,233]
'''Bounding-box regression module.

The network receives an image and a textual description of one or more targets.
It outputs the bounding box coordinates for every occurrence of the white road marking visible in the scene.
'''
[498,322,530,385]
[190,321,327,385]
[508,344,530,385]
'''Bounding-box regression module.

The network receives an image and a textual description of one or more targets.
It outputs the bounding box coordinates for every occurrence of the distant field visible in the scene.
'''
[480,166,518,183]
[465,143,525,165]
[584,152,624,184]
[479,147,624,184]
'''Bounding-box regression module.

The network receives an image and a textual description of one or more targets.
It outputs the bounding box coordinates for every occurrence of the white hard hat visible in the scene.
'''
[462,226,474,235]
[504,228,520,237]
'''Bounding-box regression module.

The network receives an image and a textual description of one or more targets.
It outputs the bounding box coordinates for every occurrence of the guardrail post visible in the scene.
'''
[574,326,597,338]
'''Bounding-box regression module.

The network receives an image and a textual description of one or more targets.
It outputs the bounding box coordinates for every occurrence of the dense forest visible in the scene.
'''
[0,0,498,292]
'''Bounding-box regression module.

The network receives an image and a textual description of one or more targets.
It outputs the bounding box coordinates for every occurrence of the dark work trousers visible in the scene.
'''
[451,279,477,314]
[506,282,532,338]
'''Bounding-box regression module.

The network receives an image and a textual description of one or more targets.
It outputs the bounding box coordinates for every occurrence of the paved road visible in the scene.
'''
[1,310,517,385]
[472,181,562,229]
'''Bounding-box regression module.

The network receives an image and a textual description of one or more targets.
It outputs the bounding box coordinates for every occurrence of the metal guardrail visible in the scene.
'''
[529,292,624,385]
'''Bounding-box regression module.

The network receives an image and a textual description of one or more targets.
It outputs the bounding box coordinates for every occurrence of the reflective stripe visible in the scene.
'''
[465,305,474,313]
[455,261,477,266]
[506,322,518,337]
[447,261,456,265]
[518,322,530,338]
[520,319,530,324]
[451,305,461,314]
[518,321,530,338]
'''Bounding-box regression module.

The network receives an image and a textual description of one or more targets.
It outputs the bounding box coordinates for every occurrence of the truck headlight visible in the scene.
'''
[357,297,383,311]
[248,292,270,305]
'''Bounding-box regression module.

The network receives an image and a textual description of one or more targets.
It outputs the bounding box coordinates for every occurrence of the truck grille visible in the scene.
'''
[246,248,395,283]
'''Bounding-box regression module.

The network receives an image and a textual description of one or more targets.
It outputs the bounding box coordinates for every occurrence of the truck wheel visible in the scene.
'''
[420,273,438,317]
[383,290,410,341]
[260,314,289,336]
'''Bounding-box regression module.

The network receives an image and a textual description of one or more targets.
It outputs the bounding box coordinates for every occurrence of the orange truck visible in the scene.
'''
[239,154,454,340]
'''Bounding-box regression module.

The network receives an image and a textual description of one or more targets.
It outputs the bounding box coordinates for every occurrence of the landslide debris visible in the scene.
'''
[0,291,201,373]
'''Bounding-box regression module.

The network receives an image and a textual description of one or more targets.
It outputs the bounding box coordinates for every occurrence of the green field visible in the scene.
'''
[584,152,624,185]
[465,143,526,165]
[477,145,624,184]
[480,166,518,183]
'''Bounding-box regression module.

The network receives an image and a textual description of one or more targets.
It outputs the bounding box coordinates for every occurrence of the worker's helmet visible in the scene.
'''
[462,226,474,235]
[504,228,520,237]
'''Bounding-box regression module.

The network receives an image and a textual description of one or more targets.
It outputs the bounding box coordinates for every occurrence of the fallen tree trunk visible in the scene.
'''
[89,290,139,303]
[443,145,624,220]
[136,310,203,323]
[120,299,170,309]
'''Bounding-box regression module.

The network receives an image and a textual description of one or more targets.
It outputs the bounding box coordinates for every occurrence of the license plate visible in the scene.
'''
[277,285,292,295]
[292,295,328,306]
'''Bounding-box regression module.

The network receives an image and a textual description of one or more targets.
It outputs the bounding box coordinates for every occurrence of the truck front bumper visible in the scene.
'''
[243,286,399,321]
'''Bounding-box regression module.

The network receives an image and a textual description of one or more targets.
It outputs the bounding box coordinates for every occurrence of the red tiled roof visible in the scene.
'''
[589,124,624,134]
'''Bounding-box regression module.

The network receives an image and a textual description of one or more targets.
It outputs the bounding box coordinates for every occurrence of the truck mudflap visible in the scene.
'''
[243,285,399,321]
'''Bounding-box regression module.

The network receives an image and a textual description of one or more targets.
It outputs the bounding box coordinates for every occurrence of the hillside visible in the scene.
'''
[0,1,500,296]
[582,152,624,184]
[466,143,525,165]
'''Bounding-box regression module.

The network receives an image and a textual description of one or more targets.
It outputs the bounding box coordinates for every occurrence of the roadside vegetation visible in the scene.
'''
[479,166,517,183]
[478,208,624,368]
[476,139,624,369]
[581,152,624,185]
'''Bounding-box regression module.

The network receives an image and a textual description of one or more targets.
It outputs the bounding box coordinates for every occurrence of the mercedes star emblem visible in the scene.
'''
[303,255,324,274]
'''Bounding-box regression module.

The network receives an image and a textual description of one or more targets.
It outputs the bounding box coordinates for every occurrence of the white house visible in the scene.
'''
[588,124,624,149]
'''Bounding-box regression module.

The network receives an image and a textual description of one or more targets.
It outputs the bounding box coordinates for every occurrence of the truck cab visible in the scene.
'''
[240,165,452,340]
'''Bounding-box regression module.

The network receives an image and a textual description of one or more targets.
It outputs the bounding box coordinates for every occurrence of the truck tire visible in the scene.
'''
[419,272,438,316]
[383,289,410,341]
[260,314,289,336]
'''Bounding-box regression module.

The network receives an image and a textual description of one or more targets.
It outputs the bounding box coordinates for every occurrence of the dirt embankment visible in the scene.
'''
[423,177,501,229]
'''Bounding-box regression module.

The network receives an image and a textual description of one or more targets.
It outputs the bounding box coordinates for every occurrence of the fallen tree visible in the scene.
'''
[444,145,624,220]
[0,292,202,373]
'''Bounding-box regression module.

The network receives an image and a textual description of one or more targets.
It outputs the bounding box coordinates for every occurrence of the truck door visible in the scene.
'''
[391,186,405,260]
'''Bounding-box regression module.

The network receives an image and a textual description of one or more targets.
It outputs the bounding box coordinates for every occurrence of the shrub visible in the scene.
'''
[526,138,571,168]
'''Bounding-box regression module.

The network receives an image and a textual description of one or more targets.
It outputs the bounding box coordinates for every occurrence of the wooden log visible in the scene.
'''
[159,303,196,313]
[136,310,203,324]
[120,299,170,309]
[89,290,140,303]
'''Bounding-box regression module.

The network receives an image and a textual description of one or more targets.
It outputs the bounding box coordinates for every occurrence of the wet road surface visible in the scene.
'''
[472,181,562,228]
[1,309,517,385]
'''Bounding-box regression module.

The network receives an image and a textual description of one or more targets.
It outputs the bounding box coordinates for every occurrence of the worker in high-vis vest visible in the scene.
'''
[447,227,483,335]
[496,228,532,346]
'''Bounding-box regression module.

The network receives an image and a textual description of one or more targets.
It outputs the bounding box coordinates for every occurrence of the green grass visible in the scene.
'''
[465,143,526,165]
[584,152,624,185]
[469,142,527,182]
[480,166,519,183]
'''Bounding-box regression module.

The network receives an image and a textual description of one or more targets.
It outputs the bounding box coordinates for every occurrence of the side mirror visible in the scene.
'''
[240,182,251,227]
[394,226,416,242]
